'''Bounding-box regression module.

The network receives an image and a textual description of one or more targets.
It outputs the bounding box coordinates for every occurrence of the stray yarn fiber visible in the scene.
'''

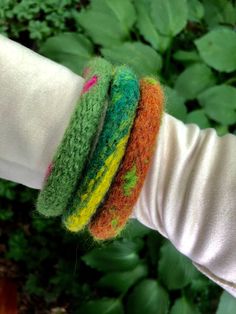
[62,65,140,232]
[88,77,165,240]
[36,57,113,217]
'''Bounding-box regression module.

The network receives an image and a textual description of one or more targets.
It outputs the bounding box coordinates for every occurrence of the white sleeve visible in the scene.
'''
[133,113,236,298]
[1,34,236,298]
[0,33,84,188]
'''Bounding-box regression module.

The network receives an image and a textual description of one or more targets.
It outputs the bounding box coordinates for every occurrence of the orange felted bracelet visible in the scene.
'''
[88,76,165,240]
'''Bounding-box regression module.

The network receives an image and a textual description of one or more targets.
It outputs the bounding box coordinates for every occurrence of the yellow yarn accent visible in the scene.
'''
[64,134,129,232]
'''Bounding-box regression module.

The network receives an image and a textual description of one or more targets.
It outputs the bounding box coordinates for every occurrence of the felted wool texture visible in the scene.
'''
[62,65,140,232]
[36,57,113,217]
[88,77,165,240]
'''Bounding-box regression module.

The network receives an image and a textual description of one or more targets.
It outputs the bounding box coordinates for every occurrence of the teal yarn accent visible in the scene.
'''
[36,57,113,217]
[62,65,140,232]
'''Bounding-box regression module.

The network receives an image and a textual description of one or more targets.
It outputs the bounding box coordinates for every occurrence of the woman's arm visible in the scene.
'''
[133,111,236,297]
[0,33,84,188]
[0,34,236,298]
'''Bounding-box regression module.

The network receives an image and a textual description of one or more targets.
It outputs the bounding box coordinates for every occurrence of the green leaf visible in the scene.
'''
[79,299,124,314]
[170,296,200,314]
[150,0,188,36]
[202,0,236,29]
[147,231,165,267]
[6,230,28,261]
[82,240,140,272]
[0,179,17,200]
[195,28,236,73]
[190,273,214,293]
[92,0,136,31]
[126,279,170,314]
[197,85,236,125]
[174,63,216,100]
[173,50,202,65]
[164,86,188,122]
[101,42,162,77]
[24,274,45,297]
[97,263,148,294]
[0,207,13,221]
[119,219,151,239]
[134,0,171,52]
[216,291,236,314]
[187,0,204,22]
[39,32,94,75]
[215,124,230,137]
[158,241,199,290]
[75,0,136,47]
[186,109,211,129]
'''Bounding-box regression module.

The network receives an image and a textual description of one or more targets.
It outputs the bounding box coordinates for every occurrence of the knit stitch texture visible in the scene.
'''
[36,57,113,217]
[62,65,140,232]
[88,77,165,240]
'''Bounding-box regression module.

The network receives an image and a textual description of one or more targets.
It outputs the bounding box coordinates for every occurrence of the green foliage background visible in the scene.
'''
[0,0,236,313]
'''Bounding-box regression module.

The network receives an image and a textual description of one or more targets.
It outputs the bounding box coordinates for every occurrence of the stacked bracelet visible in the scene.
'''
[88,77,165,240]
[36,57,113,217]
[62,65,140,232]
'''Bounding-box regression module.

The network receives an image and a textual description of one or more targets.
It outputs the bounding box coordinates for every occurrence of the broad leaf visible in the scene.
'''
[195,28,236,73]
[174,63,216,100]
[147,231,165,267]
[216,291,236,314]
[173,50,202,65]
[82,239,140,272]
[158,241,199,290]
[150,0,188,36]
[170,296,200,314]
[97,263,148,293]
[197,85,236,125]
[214,125,230,137]
[186,109,211,129]
[74,0,136,47]
[164,86,187,122]
[119,219,151,239]
[39,32,93,75]
[188,0,204,22]
[134,0,171,52]
[101,41,162,77]
[202,0,236,29]
[126,279,170,314]
[79,299,124,314]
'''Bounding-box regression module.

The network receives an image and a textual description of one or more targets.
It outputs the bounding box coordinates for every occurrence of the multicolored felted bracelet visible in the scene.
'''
[36,57,113,217]
[62,65,140,232]
[88,76,165,240]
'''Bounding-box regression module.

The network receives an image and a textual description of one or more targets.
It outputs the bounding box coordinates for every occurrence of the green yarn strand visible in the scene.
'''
[36,57,113,217]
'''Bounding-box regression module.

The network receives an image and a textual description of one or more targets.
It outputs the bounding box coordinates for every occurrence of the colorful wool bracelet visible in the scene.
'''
[36,57,113,217]
[88,76,165,240]
[62,65,140,232]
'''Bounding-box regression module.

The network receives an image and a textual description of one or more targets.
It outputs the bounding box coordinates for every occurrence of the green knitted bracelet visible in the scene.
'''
[62,65,140,232]
[36,57,113,217]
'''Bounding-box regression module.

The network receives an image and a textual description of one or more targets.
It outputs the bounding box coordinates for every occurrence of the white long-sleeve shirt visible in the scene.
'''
[0,34,236,297]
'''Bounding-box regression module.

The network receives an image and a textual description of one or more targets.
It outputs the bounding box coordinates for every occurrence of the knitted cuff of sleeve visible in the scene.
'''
[62,65,140,233]
[88,76,165,240]
[35,57,113,217]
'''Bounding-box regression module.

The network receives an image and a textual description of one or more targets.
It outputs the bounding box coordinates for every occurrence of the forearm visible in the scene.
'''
[133,112,236,296]
[0,33,84,188]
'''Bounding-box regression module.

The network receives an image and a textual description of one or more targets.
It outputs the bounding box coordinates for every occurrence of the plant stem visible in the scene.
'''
[224,77,236,85]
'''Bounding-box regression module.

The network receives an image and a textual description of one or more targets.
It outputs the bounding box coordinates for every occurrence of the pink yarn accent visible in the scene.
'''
[45,163,53,181]
[82,75,98,94]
